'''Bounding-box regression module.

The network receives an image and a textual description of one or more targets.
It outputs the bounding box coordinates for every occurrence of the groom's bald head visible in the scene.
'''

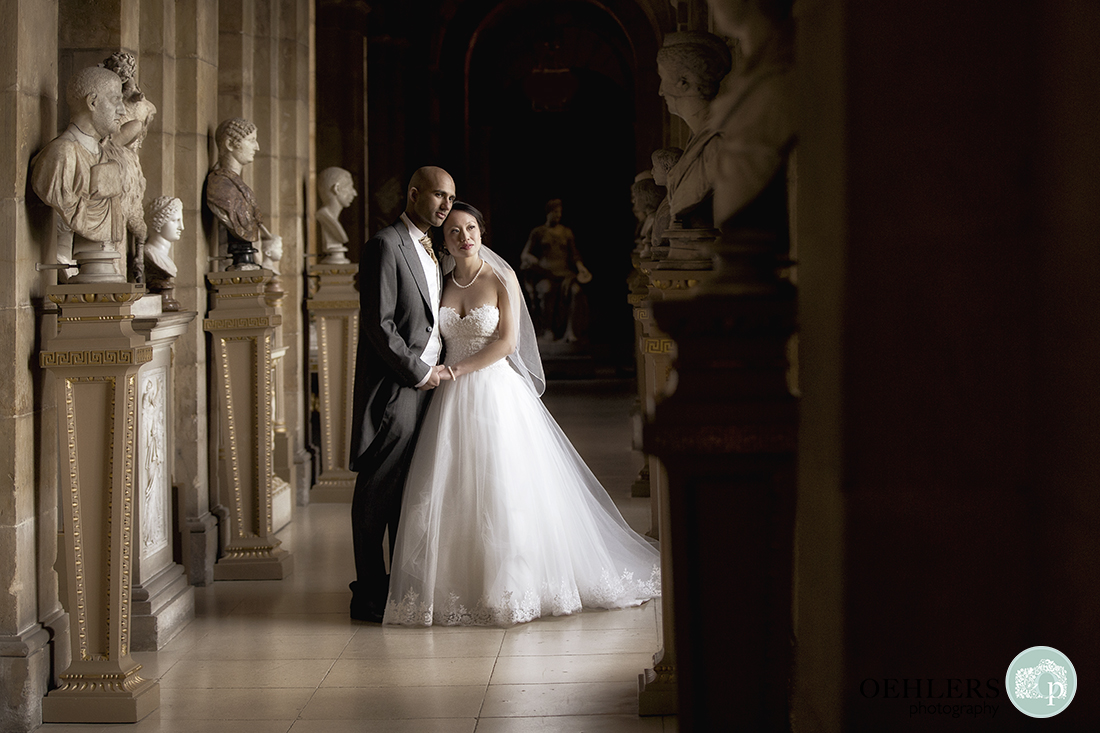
[406,166,456,231]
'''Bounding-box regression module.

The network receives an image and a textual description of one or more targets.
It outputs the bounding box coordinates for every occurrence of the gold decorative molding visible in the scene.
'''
[306,300,360,310]
[48,291,145,306]
[203,315,283,330]
[54,668,147,694]
[221,546,280,560]
[42,347,153,367]
[119,373,137,657]
[58,315,134,322]
[650,278,700,290]
[642,338,675,354]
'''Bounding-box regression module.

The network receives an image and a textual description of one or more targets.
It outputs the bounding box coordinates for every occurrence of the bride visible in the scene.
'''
[384,202,661,626]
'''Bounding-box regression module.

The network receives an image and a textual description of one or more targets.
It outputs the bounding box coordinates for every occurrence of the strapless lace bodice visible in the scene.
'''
[440,304,500,365]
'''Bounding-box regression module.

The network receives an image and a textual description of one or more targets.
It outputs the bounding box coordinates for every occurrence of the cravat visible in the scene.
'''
[419,235,438,265]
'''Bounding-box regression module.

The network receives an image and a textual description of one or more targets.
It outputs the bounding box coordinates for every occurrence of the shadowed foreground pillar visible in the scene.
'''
[646,246,797,731]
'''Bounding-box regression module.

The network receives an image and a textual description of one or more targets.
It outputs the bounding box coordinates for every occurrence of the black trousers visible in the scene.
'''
[350,386,433,604]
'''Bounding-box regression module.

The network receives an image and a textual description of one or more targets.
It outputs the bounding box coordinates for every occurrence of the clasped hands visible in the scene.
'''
[418,364,456,390]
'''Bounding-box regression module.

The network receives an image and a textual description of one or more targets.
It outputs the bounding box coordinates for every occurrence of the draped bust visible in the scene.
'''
[656,31,732,229]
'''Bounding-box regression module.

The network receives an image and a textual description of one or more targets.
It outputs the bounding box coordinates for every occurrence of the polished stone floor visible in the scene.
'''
[38,379,676,732]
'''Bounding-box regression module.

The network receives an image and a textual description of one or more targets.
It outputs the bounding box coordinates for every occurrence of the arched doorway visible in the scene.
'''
[439,0,664,367]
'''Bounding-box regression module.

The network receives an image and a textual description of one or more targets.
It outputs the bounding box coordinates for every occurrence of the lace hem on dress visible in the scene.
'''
[385,563,661,627]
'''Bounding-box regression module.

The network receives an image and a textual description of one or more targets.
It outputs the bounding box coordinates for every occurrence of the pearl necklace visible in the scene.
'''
[452,259,484,289]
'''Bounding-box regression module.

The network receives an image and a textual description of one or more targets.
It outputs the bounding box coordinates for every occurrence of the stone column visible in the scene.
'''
[39,283,160,723]
[627,262,651,500]
[1,3,66,730]
[173,0,219,586]
[306,263,360,502]
[131,303,197,650]
[204,270,293,580]
[634,251,710,718]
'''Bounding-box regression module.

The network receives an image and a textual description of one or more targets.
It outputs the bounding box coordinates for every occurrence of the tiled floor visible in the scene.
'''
[37,379,676,733]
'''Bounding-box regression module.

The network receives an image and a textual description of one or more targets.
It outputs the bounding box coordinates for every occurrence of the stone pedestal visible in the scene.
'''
[131,307,198,651]
[633,228,716,719]
[39,283,160,723]
[271,339,294,532]
[305,263,359,502]
[644,243,797,731]
[204,270,293,581]
[265,287,294,531]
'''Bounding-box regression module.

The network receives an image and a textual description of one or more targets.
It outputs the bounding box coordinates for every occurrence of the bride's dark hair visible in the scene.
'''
[439,201,487,243]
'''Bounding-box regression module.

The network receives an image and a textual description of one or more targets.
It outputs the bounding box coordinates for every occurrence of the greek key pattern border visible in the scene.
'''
[42,347,153,367]
[204,315,281,330]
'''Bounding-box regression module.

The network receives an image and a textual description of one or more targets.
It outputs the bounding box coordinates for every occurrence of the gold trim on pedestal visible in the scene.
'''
[42,282,160,722]
[307,264,361,501]
[205,271,292,580]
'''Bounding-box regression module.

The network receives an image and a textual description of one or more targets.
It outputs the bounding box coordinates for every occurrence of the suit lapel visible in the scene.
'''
[394,222,433,319]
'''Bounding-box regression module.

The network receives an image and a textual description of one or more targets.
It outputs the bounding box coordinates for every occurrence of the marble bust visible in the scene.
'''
[657,31,732,229]
[649,147,683,250]
[31,66,127,281]
[316,166,358,263]
[144,196,183,311]
[206,117,281,275]
[101,51,156,247]
[704,0,796,230]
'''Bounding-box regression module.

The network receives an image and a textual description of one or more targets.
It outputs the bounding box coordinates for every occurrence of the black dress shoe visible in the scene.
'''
[350,599,385,623]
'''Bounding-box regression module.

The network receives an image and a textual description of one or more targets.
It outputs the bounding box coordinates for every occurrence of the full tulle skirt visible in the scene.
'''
[383,361,661,627]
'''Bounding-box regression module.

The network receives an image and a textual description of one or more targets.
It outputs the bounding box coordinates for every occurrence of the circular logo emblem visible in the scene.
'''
[1006,646,1076,718]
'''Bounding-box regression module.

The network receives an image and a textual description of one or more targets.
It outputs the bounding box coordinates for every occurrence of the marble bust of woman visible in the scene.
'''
[656,31,732,229]
[144,196,183,311]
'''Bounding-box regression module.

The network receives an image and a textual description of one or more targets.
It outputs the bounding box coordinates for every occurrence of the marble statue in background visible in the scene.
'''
[705,0,796,230]
[657,31,732,229]
[316,166,358,263]
[520,199,591,343]
[31,66,127,282]
[206,117,282,279]
[649,147,683,251]
[631,174,662,256]
[100,51,157,281]
[144,196,183,311]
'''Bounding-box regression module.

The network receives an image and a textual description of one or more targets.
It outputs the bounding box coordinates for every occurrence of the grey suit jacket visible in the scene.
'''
[349,220,438,470]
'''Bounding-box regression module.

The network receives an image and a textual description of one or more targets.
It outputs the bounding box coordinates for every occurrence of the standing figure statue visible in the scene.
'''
[657,31,733,229]
[144,196,183,312]
[520,199,591,343]
[205,117,282,281]
[100,51,157,280]
[31,66,128,282]
[631,174,663,256]
[705,0,796,232]
[316,166,358,263]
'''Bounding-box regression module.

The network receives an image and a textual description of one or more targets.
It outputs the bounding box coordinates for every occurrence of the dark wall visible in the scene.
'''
[797,1,1100,729]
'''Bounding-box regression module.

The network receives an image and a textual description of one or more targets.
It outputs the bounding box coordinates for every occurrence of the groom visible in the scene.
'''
[349,166,456,622]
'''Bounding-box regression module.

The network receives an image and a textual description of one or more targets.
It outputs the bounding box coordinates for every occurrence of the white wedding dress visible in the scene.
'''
[384,304,661,626]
